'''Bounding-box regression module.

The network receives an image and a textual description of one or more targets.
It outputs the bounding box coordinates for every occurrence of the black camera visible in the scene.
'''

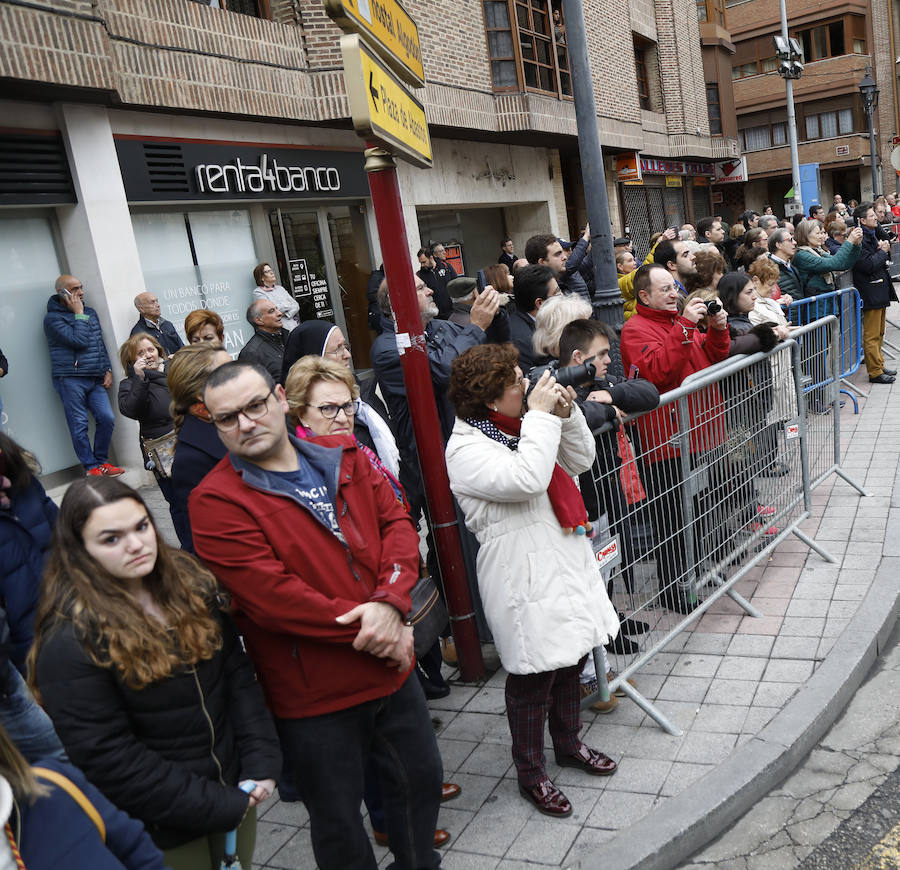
[526,357,597,394]
[705,298,722,316]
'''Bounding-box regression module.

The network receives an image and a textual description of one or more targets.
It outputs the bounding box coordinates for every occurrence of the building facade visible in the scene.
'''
[0,0,730,475]
[728,0,885,214]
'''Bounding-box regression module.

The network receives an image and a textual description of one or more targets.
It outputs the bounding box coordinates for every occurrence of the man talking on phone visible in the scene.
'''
[44,275,123,476]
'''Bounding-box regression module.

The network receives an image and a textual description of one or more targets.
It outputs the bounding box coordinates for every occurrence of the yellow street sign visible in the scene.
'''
[341,34,432,169]
[324,0,424,87]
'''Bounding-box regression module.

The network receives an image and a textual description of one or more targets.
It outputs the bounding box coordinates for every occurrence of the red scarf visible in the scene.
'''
[487,410,591,535]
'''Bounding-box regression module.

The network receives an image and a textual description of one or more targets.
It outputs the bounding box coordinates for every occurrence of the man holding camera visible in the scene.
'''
[44,274,122,476]
[620,264,730,612]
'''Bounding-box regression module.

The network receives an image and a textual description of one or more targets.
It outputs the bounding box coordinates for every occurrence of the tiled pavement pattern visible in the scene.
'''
[46,355,893,870]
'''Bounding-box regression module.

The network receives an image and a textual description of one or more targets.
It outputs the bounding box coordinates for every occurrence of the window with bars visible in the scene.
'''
[706,84,722,135]
[481,0,571,97]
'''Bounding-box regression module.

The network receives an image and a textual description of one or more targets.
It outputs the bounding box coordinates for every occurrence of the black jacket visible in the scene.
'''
[170,415,227,552]
[574,375,660,523]
[35,609,281,851]
[130,317,184,357]
[0,477,58,678]
[508,309,537,371]
[852,229,898,310]
[118,368,173,440]
[418,262,457,318]
[238,328,288,384]
[499,250,517,270]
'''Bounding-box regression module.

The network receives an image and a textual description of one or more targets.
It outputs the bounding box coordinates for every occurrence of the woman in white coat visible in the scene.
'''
[445,344,620,819]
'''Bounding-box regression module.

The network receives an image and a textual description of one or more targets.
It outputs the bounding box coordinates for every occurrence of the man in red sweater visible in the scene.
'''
[620,264,730,613]
[190,361,442,870]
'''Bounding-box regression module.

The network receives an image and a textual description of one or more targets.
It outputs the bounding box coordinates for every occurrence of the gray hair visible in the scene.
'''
[532,294,592,359]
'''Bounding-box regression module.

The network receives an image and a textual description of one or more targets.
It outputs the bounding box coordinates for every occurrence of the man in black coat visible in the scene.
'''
[852,202,898,384]
[508,265,559,372]
[130,292,183,356]
[498,238,517,270]
[417,246,456,319]
[237,299,289,385]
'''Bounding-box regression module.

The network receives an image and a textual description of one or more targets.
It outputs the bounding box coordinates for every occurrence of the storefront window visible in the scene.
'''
[0,214,83,473]
[132,210,258,355]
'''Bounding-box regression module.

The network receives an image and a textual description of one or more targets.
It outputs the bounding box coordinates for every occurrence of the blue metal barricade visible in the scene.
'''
[788,287,865,411]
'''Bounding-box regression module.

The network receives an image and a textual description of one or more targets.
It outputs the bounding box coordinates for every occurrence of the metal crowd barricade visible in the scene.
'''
[883,240,900,359]
[580,316,867,734]
[788,287,865,409]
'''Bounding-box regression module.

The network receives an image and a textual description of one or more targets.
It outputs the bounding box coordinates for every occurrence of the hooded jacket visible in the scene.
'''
[189,434,421,718]
[43,295,112,378]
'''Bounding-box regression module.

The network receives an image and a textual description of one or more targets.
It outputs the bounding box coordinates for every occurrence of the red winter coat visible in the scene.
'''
[620,303,730,462]
[189,434,420,718]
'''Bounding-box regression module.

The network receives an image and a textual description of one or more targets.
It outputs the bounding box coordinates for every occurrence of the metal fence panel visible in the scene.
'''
[579,316,865,732]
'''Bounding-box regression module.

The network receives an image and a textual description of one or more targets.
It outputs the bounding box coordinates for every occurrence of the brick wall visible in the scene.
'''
[745,134,871,175]
[0,0,720,157]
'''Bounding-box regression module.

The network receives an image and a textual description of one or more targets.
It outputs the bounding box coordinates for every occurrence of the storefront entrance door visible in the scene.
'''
[269,205,373,368]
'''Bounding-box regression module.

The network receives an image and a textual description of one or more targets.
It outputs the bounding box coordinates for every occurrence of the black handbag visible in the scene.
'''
[408,572,448,659]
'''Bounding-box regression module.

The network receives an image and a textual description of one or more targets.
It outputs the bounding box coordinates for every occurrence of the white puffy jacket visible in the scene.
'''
[445,405,620,675]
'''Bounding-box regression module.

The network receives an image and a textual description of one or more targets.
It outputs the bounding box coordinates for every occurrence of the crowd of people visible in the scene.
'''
[0,199,896,866]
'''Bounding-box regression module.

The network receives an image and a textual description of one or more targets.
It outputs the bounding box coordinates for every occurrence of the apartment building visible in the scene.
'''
[728,0,885,213]
[0,0,728,475]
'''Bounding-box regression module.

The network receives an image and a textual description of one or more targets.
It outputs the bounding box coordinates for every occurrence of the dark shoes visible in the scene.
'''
[518,779,573,817]
[870,373,896,384]
[555,744,618,777]
[884,369,898,376]
[441,782,461,802]
[373,828,450,848]
[618,612,650,635]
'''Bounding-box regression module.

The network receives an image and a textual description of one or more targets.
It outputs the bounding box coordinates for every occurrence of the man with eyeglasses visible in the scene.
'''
[44,274,123,476]
[190,361,442,870]
[237,298,289,384]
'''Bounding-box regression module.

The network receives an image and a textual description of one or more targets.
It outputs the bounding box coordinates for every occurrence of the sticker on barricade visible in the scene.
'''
[785,420,800,440]
[594,535,622,572]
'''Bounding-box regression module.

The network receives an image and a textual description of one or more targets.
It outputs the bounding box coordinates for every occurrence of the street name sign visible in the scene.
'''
[323,0,424,87]
[340,34,432,169]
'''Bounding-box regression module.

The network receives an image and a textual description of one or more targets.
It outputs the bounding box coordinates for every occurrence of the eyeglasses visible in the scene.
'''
[211,388,276,431]
[307,399,359,419]
[325,343,351,357]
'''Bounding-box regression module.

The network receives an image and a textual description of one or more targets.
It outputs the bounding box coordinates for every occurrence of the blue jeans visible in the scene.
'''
[52,376,115,470]
[277,674,442,870]
[0,665,67,763]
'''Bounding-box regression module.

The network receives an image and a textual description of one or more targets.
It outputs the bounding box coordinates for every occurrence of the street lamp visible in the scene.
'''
[859,66,880,196]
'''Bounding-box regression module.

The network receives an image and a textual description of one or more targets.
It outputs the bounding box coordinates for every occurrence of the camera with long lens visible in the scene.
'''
[705,298,722,316]
[525,356,597,395]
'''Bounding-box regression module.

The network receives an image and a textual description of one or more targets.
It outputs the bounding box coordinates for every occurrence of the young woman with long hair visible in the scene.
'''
[29,477,281,870]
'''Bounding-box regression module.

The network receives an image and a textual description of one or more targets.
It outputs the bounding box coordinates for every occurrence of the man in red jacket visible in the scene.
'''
[190,361,442,870]
[620,264,730,613]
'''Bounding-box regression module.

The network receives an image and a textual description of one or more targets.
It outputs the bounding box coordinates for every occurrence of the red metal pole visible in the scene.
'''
[364,146,485,682]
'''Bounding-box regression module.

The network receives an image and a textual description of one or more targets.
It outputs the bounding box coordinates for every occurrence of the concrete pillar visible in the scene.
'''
[55,103,148,474]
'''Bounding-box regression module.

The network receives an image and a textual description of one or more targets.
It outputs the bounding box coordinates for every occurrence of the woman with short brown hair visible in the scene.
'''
[183,309,224,345]
[446,343,620,819]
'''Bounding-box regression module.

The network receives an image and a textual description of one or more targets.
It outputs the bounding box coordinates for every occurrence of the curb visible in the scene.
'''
[573,549,900,870]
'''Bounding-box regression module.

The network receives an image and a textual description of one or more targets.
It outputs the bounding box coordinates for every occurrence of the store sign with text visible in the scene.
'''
[115,137,370,202]
[713,156,748,184]
[639,157,714,176]
[615,153,642,183]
